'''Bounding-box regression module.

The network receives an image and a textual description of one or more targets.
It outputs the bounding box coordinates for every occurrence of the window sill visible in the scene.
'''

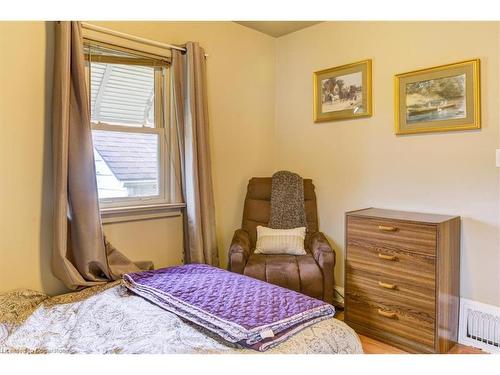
[100,203,185,224]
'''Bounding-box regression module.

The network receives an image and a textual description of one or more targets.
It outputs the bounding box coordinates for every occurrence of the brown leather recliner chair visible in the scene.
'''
[229,177,335,303]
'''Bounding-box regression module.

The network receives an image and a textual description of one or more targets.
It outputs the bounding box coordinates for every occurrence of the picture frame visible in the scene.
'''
[394,59,481,135]
[313,59,372,123]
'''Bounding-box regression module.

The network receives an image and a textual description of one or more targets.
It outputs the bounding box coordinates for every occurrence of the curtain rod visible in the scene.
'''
[81,22,209,57]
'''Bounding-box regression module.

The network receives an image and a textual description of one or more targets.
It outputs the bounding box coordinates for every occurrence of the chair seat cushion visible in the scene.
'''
[243,253,323,300]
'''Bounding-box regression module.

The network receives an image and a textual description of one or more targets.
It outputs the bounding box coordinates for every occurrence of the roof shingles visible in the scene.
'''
[92,130,158,182]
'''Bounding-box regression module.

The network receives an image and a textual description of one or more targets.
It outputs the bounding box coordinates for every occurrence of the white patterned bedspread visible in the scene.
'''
[0,284,362,354]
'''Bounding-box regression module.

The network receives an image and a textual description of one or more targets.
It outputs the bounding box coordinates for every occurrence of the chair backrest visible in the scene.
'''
[241,177,319,249]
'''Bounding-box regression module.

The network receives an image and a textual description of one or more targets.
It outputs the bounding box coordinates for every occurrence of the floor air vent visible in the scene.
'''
[459,298,500,353]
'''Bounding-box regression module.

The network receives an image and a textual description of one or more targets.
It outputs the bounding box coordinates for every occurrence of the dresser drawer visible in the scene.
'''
[346,269,436,318]
[346,242,436,290]
[347,216,437,256]
[345,294,435,350]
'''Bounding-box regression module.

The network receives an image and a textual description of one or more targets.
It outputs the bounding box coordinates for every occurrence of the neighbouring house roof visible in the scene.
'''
[94,149,128,198]
[92,131,158,182]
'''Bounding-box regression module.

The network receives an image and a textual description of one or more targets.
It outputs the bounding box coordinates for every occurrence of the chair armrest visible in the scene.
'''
[229,229,251,274]
[310,231,335,303]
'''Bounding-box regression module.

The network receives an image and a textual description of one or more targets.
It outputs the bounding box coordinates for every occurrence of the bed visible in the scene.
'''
[0,278,362,354]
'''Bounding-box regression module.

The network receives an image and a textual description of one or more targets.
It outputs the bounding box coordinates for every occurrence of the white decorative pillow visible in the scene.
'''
[254,226,307,256]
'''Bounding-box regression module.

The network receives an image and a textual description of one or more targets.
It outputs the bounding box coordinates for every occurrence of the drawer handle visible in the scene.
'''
[377,309,397,319]
[378,253,397,261]
[378,225,398,232]
[378,281,397,290]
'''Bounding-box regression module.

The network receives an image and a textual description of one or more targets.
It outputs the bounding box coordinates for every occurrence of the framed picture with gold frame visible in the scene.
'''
[313,59,372,122]
[395,59,481,135]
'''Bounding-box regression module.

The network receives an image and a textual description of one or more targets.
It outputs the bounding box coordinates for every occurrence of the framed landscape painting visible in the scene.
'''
[313,59,372,122]
[395,59,481,135]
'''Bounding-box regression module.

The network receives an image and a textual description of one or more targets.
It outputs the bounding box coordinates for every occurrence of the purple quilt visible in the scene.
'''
[123,264,335,351]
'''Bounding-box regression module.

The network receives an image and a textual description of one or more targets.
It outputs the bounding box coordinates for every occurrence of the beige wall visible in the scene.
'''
[0,21,276,295]
[1,21,499,307]
[103,216,184,270]
[0,22,64,294]
[275,22,500,306]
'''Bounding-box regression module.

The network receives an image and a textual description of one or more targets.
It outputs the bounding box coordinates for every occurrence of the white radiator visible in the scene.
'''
[459,298,500,353]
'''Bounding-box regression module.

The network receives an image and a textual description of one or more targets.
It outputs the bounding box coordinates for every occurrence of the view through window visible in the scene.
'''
[86,44,168,205]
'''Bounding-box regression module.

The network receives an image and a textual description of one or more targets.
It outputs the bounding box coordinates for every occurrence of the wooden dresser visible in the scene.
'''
[344,208,460,353]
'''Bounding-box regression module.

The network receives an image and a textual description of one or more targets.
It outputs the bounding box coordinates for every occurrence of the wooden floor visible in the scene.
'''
[335,311,484,354]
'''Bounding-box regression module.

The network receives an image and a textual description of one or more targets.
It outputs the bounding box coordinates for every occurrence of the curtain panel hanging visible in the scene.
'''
[51,21,148,290]
[170,43,219,266]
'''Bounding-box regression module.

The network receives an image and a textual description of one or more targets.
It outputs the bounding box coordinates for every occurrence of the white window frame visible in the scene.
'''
[84,40,171,210]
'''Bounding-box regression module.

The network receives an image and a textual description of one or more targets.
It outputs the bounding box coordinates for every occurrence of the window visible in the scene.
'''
[85,43,170,208]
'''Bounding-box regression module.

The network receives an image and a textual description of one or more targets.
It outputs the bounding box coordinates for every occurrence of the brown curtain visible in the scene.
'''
[52,21,143,290]
[170,42,219,266]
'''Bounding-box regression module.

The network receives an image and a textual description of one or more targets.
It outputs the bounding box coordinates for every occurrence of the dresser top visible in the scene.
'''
[346,208,459,224]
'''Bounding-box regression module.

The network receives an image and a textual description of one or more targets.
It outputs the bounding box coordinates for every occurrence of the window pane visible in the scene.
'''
[90,62,155,128]
[92,130,159,199]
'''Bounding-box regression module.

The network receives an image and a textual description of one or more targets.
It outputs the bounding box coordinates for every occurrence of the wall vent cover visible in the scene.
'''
[459,298,500,353]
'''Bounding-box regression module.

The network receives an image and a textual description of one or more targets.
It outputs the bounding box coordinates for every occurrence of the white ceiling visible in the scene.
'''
[234,21,322,38]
